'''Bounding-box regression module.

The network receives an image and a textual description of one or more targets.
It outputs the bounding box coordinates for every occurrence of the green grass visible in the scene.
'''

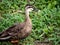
[0,0,60,45]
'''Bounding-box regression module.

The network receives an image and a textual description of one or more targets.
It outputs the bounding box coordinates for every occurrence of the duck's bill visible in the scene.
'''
[33,7,39,12]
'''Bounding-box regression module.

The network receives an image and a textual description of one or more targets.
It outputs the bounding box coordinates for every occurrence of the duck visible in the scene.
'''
[0,4,38,45]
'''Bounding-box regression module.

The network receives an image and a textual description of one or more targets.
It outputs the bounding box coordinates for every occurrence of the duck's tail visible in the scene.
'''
[0,36,11,40]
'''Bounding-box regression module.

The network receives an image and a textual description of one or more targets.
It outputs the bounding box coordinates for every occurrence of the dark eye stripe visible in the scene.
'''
[26,6,33,9]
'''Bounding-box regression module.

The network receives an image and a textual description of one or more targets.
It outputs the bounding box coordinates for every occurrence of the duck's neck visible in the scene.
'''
[24,10,32,33]
[25,10,32,25]
[25,10,30,21]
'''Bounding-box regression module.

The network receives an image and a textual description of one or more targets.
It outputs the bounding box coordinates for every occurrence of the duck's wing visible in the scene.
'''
[8,22,25,36]
[0,23,19,35]
[0,25,16,40]
[0,24,16,36]
[0,22,25,40]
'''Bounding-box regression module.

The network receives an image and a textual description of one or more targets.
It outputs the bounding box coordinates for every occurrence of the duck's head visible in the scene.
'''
[25,4,38,12]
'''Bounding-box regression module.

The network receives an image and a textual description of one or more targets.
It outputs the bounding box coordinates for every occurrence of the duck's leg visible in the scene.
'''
[11,40,19,45]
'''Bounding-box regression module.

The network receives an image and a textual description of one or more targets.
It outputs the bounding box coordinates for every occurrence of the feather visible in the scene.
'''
[0,36,11,40]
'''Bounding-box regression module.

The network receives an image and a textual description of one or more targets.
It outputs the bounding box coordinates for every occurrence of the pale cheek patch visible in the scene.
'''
[27,8,33,12]
[27,9,31,12]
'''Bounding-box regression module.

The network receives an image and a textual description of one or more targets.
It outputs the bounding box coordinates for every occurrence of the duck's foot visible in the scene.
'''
[11,40,22,45]
[11,40,19,45]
